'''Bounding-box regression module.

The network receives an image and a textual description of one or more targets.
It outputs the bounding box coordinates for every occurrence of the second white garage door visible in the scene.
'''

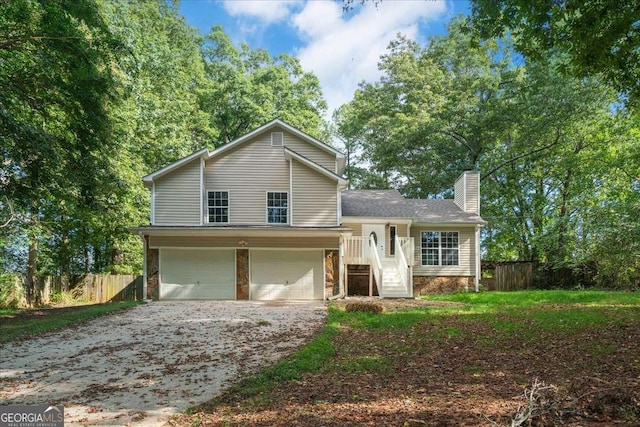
[160,248,235,300]
[250,250,324,300]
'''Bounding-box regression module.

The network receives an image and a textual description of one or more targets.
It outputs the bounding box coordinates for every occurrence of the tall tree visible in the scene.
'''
[469,0,640,106]
[337,16,637,285]
[201,25,327,144]
[337,18,516,197]
[0,0,119,300]
[97,0,214,274]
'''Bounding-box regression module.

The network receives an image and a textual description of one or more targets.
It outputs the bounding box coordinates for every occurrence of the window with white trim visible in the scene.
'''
[267,192,288,224]
[208,191,229,223]
[421,231,459,266]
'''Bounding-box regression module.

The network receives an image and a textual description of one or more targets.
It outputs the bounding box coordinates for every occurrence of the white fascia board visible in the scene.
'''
[205,119,346,162]
[129,226,349,239]
[284,148,347,186]
[411,221,482,228]
[142,148,209,185]
[274,119,345,158]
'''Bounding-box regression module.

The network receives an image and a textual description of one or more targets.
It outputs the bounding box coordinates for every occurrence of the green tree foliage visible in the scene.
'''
[337,17,639,286]
[469,0,640,106]
[0,1,331,289]
[337,18,515,196]
[201,25,327,144]
[0,0,120,298]
[98,0,214,274]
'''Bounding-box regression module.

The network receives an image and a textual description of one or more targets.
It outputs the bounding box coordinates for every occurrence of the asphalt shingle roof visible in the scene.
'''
[341,189,485,224]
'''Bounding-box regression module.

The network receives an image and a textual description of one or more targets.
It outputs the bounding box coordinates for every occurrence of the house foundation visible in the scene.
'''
[413,276,474,295]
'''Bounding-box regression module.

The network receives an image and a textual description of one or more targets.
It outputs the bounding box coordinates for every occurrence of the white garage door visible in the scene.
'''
[160,249,235,299]
[250,250,323,300]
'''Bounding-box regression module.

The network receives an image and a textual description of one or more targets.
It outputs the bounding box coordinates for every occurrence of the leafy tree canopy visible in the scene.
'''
[469,0,640,107]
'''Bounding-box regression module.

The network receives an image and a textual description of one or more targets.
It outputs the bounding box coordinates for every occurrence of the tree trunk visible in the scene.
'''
[26,231,38,308]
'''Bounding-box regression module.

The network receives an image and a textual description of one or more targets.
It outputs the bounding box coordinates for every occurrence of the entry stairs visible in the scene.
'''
[379,259,412,298]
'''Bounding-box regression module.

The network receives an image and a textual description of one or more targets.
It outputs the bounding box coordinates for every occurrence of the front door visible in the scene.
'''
[362,224,386,260]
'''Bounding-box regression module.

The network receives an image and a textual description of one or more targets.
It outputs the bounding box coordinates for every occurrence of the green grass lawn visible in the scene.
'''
[173,290,640,427]
[0,301,140,344]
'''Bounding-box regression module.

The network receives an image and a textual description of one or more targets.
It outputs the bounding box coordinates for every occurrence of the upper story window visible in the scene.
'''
[421,231,459,266]
[208,191,229,223]
[267,192,288,224]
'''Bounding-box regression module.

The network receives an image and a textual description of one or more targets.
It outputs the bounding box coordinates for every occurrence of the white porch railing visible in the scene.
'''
[343,236,368,265]
[394,236,413,297]
[397,236,415,266]
[343,234,414,297]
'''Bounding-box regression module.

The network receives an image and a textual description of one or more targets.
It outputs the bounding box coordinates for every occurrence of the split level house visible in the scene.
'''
[131,119,485,301]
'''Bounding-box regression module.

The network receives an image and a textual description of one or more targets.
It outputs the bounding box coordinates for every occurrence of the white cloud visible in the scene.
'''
[292,0,447,116]
[223,0,302,24]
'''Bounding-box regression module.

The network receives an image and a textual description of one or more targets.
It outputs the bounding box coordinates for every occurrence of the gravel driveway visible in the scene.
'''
[0,300,327,426]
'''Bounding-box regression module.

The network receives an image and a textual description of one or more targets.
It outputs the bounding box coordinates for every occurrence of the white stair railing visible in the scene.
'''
[369,235,383,291]
[394,235,410,295]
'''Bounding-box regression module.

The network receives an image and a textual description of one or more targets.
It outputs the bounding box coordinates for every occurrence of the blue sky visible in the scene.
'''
[179,0,471,115]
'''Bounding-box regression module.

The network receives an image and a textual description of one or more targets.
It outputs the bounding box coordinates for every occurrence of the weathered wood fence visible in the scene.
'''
[482,261,598,291]
[1,274,143,307]
[494,262,535,291]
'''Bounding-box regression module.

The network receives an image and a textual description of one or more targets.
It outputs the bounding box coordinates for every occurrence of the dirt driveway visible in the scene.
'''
[0,300,327,426]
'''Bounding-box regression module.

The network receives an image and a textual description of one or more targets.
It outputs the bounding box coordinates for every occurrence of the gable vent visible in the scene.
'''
[271,132,283,146]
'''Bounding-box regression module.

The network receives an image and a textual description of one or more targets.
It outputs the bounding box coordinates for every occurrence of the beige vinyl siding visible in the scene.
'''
[205,133,289,224]
[386,223,408,257]
[149,235,338,249]
[343,221,362,237]
[454,177,465,211]
[341,221,408,257]
[454,171,480,215]
[411,226,476,276]
[342,222,407,238]
[154,159,201,225]
[283,131,337,172]
[292,160,338,226]
[465,173,480,215]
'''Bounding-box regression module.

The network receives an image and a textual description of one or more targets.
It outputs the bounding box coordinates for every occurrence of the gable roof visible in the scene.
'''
[206,119,345,169]
[284,147,347,186]
[142,148,207,186]
[142,119,346,185]
[341,189,485,224]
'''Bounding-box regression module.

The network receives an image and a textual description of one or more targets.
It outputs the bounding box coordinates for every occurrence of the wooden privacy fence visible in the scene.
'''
[494,262,535,291]
[80,275,143,302]
[484,261,598,291]
[1,274,143,307]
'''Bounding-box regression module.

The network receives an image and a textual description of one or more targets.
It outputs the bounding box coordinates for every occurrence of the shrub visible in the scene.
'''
[0,274,23,309]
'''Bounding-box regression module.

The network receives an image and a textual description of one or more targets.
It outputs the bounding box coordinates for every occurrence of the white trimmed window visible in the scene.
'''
[267,192,288,224]
[208,191,229,223]
[421,231,459,266]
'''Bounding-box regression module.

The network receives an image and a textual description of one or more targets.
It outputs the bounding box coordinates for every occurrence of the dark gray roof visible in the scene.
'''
[341,190,485,224]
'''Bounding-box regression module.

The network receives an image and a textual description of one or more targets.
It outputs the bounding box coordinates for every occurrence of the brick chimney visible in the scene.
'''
[454,170,480,215]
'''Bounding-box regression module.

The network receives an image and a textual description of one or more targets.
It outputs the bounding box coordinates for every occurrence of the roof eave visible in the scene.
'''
[142,148,208,184]
[284,147,347,185]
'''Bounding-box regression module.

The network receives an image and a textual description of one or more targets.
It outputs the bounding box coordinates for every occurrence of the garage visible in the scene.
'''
[160,248,235,299]
[250,250,324,300]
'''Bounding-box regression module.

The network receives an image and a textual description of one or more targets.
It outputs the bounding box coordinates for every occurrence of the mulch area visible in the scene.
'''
[170,298,640,426]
